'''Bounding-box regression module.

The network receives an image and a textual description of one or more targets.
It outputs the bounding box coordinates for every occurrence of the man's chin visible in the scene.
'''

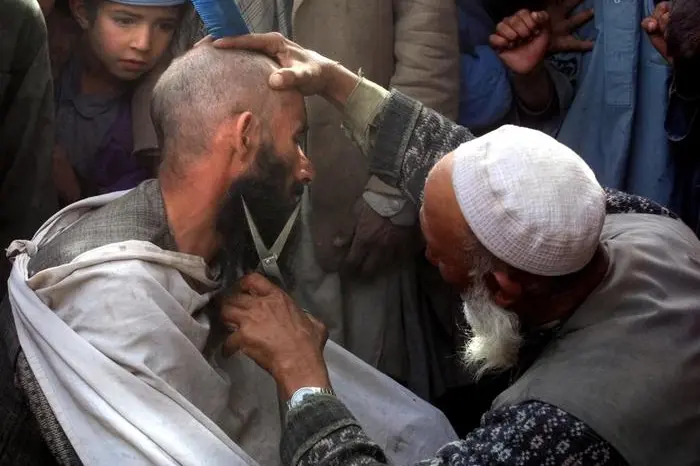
[460,294,523,380]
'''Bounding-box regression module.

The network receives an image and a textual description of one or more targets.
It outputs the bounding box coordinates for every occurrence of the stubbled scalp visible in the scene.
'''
[151,45,279,168]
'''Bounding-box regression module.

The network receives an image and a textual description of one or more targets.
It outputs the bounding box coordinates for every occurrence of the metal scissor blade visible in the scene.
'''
[268,201,301,257]
[241,197,269,260]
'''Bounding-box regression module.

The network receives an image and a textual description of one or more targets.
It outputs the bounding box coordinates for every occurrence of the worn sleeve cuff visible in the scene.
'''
[341,78,391,154]
[281,395,361,466]
[365,90,423,184]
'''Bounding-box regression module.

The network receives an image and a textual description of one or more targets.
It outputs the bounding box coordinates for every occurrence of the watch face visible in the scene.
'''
[291,388,315,404]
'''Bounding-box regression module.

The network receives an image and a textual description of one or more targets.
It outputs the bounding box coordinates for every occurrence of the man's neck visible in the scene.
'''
[159,174,222,262]
[517,248,610,330]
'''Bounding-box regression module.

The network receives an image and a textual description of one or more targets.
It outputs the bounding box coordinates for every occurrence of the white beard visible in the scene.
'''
[460,279,523,380]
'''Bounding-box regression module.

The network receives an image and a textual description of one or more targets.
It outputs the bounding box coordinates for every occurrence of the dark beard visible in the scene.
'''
[215,144,303,295]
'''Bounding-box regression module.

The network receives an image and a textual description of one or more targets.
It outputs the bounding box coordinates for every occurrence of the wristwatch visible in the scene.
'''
[286,387,336,411]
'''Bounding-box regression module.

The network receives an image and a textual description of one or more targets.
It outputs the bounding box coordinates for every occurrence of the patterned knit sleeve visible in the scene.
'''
[604,188,679,219]
[280,395,627,466]
[366,91,475,206]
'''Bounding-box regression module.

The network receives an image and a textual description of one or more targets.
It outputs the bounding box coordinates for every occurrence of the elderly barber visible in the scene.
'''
[218,34,700,466]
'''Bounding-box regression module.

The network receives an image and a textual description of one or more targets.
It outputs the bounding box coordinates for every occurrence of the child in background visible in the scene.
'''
[51,0,186,205]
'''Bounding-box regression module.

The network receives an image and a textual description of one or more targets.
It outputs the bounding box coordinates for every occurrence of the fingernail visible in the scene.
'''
[270,74,284,87]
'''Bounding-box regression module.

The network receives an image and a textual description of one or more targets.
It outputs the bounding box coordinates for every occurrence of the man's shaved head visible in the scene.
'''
[151,45,280,165]
[151,44,310,294]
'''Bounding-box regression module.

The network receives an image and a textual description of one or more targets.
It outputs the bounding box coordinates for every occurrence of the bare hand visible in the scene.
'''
[221,274,330,398]
[343,198,417,277]
[212,33,339,96]
[642,1,671,63]
[490,10,552,75]
[547,0,595,53]
[52,146,81,204]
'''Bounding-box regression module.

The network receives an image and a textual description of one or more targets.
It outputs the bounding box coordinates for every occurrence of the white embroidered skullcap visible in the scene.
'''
[451,125,606,276]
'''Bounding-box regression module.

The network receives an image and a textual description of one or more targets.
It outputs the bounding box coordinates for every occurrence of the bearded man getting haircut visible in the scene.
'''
[1,43,456,466]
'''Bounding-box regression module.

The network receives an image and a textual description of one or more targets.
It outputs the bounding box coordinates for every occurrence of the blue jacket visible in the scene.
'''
[549,0,673,207]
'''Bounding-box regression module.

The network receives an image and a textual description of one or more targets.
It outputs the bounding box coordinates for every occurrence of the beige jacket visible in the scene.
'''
[291,0,459,269]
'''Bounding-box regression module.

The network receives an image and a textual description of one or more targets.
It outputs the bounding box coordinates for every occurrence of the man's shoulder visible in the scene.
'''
[602,212,696,246]
[29,181,174,275]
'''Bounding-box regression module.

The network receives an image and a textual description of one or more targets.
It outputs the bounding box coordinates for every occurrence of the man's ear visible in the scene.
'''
[485,270,522,308]
[69,0,91,29]
[212,111,262,177]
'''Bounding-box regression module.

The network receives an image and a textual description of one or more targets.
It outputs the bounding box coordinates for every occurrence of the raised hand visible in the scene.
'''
[490,10,552,75]
[642,1,671,63]
[547,0,595,53]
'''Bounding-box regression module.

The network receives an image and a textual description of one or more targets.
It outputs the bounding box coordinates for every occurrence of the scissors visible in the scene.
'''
[241,196,301,291]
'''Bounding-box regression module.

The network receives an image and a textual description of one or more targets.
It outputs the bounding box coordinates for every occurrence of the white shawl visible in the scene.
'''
[7,192,457,465]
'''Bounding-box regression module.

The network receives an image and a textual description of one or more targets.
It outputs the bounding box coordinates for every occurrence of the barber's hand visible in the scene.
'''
[547,0,595,53]
[343,198,417,277]
[52,146,81,204]
[642,1,671,63]
[211,33,360,106]
[490,10,553,75]
[211,33,336,94]
[221,274,331,398]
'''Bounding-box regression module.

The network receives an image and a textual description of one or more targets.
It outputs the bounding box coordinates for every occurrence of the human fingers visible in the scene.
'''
[223,331,242,358]
[566,8,594,31]
[495,20,520,42]
[516,8,539,31]
[561,0,586,14]
[238,273,278,296]
[553,36,595,52]
[641,17,659,35]
[532,11,551,29]
[506,15,533,40]
[489,33,511,51]
[213,32,287,57]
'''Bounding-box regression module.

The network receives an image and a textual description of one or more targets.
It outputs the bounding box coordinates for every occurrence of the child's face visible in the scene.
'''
[88,1,180,80]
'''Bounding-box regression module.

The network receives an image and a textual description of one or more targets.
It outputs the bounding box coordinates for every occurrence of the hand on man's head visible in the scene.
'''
[212,33,361,108]
[221,273,331,399]
[212,33,336,96]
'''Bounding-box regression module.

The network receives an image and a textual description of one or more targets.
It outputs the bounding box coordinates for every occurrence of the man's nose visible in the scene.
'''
[297,152,315,183]
[130,24,152,53]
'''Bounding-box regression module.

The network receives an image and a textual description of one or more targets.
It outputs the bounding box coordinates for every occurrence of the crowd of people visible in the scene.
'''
[0,0,699,465]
